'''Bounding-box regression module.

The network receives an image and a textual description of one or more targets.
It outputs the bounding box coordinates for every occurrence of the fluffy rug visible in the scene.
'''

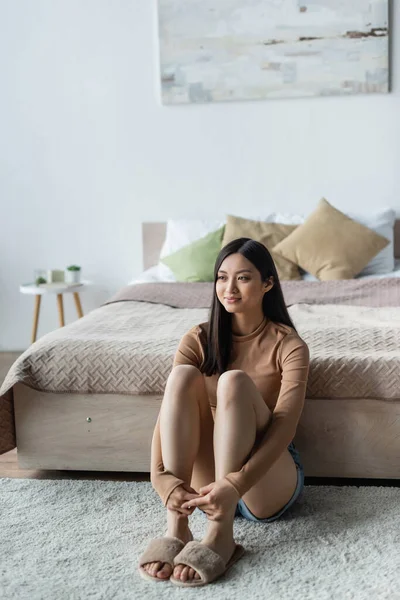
[1,478,398,599]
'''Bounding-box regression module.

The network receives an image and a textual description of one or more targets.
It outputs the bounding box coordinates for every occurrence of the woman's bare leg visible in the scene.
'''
[173,370,271,583]
[143,364,214,580]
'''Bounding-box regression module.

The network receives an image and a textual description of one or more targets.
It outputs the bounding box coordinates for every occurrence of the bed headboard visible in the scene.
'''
[142,222,167,270]
[142,220,400,270]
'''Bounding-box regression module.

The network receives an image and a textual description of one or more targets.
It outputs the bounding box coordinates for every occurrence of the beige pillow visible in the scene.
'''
[221,215,302,280]
[272,198,390,280]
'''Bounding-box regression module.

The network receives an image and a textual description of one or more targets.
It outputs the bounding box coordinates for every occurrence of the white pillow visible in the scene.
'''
[128,263,176,284]
[159,218,226,259]
[267,212,305,225]
[346,209,395,276]
[270,208,396,277]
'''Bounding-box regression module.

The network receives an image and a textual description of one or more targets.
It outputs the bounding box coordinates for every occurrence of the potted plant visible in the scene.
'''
[65,265,81,284]
[34,269,47,286]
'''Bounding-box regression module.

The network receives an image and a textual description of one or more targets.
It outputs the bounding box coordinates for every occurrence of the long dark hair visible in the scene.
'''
[201,237,297,376]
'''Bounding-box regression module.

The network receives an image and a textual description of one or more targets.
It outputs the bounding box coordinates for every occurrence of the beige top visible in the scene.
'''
[150,317,310,505]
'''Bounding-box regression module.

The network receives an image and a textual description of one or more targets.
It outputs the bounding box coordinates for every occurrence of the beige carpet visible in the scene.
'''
[1,478,398,600]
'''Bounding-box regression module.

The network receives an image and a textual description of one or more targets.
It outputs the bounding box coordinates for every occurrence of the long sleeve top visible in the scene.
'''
[150,316,310,505]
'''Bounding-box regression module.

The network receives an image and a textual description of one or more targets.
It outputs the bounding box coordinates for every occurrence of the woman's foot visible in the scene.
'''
[172,521,236,583]
[141,510,193,580]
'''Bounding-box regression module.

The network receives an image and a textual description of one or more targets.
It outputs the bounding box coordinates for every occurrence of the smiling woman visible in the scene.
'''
[139,237,310,587]
[202,237,300,376]
[217,260,272,331]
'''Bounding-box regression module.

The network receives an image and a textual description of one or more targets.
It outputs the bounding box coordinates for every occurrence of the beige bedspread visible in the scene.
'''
[1,279,400,455]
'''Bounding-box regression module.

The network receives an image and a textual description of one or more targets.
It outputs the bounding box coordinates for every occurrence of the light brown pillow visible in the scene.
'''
[272,198,390,280]
[221,215,302,280]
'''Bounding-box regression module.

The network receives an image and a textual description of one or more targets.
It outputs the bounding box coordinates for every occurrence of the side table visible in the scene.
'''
[20,281,91,344]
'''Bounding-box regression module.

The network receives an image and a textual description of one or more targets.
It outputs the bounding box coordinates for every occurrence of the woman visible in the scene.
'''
[138,237,310,587]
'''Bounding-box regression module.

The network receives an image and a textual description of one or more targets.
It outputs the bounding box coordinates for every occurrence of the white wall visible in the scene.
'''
[0,0,399,351]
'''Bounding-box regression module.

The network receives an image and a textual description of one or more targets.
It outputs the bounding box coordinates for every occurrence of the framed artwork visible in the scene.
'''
[157,0,389,104]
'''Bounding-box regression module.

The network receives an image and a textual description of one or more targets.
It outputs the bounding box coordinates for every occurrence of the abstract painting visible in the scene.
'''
[157,0,389,104]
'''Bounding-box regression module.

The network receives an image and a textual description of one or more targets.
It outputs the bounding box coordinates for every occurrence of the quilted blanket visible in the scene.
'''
[1,278,400,455]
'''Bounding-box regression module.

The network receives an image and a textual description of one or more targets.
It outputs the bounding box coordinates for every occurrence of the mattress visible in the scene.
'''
[1,278,400,455]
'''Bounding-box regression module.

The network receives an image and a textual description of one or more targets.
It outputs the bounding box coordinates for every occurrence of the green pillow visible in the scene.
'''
[161,226,225,282]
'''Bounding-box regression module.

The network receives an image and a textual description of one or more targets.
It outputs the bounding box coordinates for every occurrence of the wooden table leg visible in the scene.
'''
[57,294,65,327]
[31,295,41,344]
[73,292,83,318]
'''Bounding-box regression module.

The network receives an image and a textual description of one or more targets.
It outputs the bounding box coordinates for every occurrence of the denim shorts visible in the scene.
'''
[234,441,304,522]
[200,441,304,523]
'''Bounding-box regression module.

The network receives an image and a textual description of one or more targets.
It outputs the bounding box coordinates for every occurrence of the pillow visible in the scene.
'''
[144,219,225,283]
[160,219,226,259]
[272,198,390,280]
[160,226,225,282]
[268,208,396,276]
[301,209,396,280]
[221,215,301,280]
[266,212,305,225]
[128,263,177,285]
[346,209,396,275]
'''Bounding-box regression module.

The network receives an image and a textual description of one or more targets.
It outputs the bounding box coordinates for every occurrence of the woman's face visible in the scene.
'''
[215,253,273,315]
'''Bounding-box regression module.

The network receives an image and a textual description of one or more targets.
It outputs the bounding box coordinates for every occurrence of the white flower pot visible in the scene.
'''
[65,270,81,284]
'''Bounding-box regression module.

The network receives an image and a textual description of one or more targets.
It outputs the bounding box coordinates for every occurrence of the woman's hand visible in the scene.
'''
[166,483,199,516]
[181,478,240,521]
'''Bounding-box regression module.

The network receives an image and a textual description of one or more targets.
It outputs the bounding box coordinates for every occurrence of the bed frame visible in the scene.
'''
[13,221,400,478]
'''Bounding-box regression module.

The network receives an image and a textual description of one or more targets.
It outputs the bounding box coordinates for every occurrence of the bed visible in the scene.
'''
[1,221,400,478]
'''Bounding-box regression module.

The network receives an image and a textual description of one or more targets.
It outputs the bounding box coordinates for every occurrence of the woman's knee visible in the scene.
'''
[217,370,272,432]
[217,369,248,392]
[216,370,250,407]
[169,364,201,381]
[165,364,203,397]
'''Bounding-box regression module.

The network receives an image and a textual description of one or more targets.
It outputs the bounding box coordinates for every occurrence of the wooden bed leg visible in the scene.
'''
[73,292,83,318]
[31,295,41,344]
[57,294,65,327]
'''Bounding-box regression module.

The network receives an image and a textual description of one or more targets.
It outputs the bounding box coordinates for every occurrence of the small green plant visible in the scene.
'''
[66,265,81,271]
[35,277,47,285]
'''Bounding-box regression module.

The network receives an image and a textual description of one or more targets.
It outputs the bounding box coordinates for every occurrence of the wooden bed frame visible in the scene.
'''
[13,221,400,478]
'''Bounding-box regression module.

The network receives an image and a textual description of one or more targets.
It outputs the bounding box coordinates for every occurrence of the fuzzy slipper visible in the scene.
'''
[138,536,186,583]
[170,541,245,587]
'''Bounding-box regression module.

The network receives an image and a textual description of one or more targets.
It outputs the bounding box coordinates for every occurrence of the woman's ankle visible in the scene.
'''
[166,509,192,542]
[167,508,189,522]
[203,513,235,539]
